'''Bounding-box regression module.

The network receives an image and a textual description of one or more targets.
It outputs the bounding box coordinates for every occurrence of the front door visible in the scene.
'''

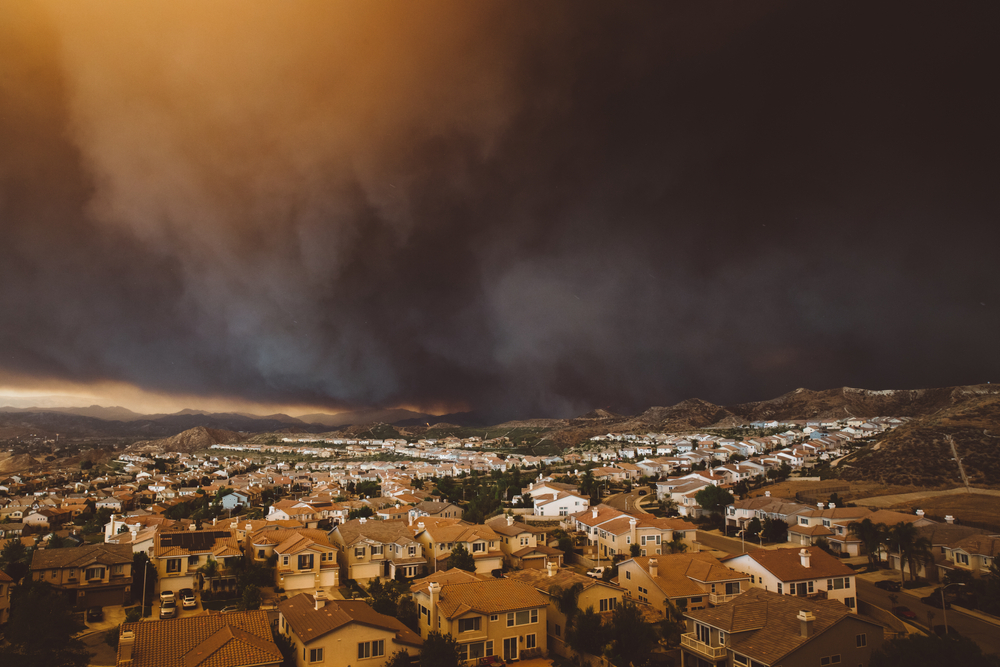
[797,582,808,596]
[503,637,518,661]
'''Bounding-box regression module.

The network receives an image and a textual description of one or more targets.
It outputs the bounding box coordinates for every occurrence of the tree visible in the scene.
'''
[630,543,641,557]
[197,558,220,592]
[870,633,1000,667]
[274,632,297,667]
[657,599,687,649]
[367,578,403,616]
[239,584,261,611]
[418,632,460,667]
[761,517,788,543]
[132,552,157,606]
[886,522,931,582]
[446,544,476,572]
[847,518,887,572]
[0,579,89,667]
[397,596,419,632]
[550,582,584,624]
[667,533,688,554]
[0,538,31,583]
[694,485,734,515]
[567,606,609,657]
[385,649,413,667]
[609,600,658,667]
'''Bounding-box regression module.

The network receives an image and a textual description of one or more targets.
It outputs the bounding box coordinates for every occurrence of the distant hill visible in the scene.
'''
[297,408,431,427]
[839,392,1000,486]
[128,426,244,454]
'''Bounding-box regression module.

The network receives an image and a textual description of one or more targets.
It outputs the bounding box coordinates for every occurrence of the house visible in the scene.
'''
[410,569,549,662]
[725,493,814,531]
[722,547,858,612]
[411,518,503,575]
[278,592,422,667]
[408,500,464,523]
[505,563,624,658]
[617,554,751,613]
[572,505,697,560]
[30,542,133,610]
[940,533,1000,578]
[153,529,243,595]
[680,588,883,667]
[487,515,563,569]
[274,532,340,593]
[116,609,282,667]
[328,518,424,581]
[0,569,12,624]
[532,490,590,517]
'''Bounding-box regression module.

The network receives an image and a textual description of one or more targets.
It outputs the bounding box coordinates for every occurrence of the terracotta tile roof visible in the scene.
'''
[409,567,482,594]
[118,610,281,667]
[505,566,620,595]
[428,577,548,618]
[625,554,748,599]
[278,594,423,647]
[30,542,132,570]
[686,588,881,665]
[788,524,835,537]
[332,519,416,546]
[952,534,1000,557]
[723,546,853,582]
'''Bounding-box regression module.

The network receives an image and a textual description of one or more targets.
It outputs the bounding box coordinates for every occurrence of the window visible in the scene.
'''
[283,556,289,566]
[309,648,324,663]
[458,617,481,632]
[355,547,366,558]
[690,597,703,604]
[166,559,181,573]
[957,553,970,566]
[189,555,200,565]
[777,583,783,595]
[371,545,383,556]
[507,609,538,626]
[490,614,499,622]
[257,550,266,559]
[555,624,561,637]
[726,582,741,595]
[696,623,710,644]
[719,631,726,645]
[856,634,867,648]
[828,577,850,590]
[734,654,749,667]
[751,575,755,584]
[298,554,314,570]
[626,570,631,580]
[357,640,384,659]
[845,597,855,609]
[820,656,841,666]
[526,634,536,650]
[458,641,493,661]
[472,542,485,553]
[599,598,617,612]
[808,581,814,594]
[85,566,105,580]
[409,545,417,556]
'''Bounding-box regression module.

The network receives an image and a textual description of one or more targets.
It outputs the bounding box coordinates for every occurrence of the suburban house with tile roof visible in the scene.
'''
[152,529,243,595]
[724,493,815,532]
[30,542,133,610]
[411,518,503,575]
[407,500,464,523]
[789,507,935,557]
[270,531,340,593]
[722,547,858,612]
[506,562,624,658]
[532,490,591,517]
[0,569,12,624]
[410,569,548,663]
[328,518,424,581]
[940,533,1000,578]
[680,588,883,667]
[116,609,282,667]
[277,593,422,667]
[487,515,563,569]
[618,554,751,614]
[572,505,697,560]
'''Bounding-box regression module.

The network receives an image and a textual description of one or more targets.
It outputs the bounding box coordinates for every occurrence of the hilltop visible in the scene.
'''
[127,426,244,454]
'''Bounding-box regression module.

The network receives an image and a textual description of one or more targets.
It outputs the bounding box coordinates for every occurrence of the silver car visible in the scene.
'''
[159,599,178,619]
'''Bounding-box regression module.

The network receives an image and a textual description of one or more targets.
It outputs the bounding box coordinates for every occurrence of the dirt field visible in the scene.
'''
[884,491,1000,528]
[748,480,926,502]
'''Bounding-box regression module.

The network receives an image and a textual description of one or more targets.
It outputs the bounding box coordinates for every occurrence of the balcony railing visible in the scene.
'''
[709,593,739,605]
[681,634,727,659]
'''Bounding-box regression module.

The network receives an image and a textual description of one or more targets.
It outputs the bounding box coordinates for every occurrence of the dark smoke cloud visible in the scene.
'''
[1,1,998,419]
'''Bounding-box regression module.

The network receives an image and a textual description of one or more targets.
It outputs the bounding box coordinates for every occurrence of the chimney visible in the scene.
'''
[429,582,441,630]
[629,517,638,546]
[817,502,824,510]
[119,629,135,662]
[764,491,770,497]
[827,503,836,510]
[546,562,557,577]
[916,509,925,518]
[507,515,515,527]
[799,548,811,568]
[418,522,425,531]
[314,591,326,610]
[212,517,217,526]
[649,559,658,578]
[245,523,252,531]
[797,610,815,637]
[945,515,955,524]
[592,507,599,519]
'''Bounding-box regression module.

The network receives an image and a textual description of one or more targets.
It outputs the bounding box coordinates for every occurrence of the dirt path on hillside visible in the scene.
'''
[852,486,1000,507]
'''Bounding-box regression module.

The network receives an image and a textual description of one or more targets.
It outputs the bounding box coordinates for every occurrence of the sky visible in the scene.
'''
[1,1,998,420]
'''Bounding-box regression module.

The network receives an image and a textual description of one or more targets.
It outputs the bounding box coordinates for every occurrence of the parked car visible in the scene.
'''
[86,607,104,623]
[160,589,175,603]
[180,588,197,610]
[893,606,917,620]
[921,594,950,610]
[220,605,239,613]
[478,656,505,667]
[637,489,648,496]
[159,600,178,619]
[874,580,901,592]
[586,567,606,579]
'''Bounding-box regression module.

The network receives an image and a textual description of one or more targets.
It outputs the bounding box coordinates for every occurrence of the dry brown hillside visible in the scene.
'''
[839,393,1000,486]
[127,426,243,454]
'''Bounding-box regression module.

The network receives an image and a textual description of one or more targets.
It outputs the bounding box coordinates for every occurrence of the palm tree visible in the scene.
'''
[847,518,888,572]
[887,522,924,582]
[198,558,220,593]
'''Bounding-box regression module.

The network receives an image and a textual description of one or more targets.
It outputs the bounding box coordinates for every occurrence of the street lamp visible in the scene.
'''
[941,582,965,636]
